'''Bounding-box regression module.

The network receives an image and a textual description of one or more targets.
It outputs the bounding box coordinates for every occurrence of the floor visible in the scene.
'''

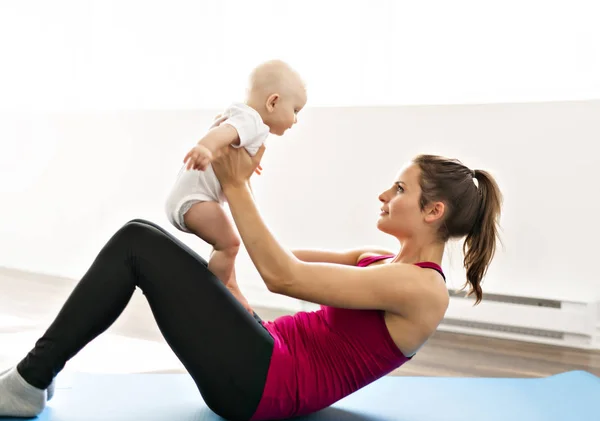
[1,267,599,378]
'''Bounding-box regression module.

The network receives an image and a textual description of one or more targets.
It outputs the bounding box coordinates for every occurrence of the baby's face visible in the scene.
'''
[266,85,307,136]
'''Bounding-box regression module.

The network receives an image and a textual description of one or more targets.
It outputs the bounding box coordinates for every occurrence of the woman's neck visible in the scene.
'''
[392,237,445,265]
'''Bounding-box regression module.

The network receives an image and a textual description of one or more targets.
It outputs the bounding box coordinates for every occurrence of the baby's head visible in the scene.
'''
[246,60,307,136]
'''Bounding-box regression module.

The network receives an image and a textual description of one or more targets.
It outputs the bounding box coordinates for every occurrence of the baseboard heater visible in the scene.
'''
[440,289,600,350]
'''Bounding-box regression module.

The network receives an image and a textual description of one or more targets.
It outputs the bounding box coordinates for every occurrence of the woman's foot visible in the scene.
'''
[1,365,56,402]
[47,377,55,401]
[0,367,47,417]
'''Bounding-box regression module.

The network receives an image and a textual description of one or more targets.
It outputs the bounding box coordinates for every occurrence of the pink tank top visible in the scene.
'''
[250,255,445,420]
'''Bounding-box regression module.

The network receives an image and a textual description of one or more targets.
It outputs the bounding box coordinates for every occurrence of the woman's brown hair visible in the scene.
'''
[413,155,503,304]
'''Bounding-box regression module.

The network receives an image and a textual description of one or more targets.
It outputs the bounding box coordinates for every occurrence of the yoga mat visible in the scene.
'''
[5,370,598,421]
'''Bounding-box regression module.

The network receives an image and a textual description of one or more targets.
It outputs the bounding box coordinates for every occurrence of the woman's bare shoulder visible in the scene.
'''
[356,247,397,263]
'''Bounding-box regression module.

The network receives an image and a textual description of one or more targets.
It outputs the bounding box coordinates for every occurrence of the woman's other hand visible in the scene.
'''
[212,144,266,189]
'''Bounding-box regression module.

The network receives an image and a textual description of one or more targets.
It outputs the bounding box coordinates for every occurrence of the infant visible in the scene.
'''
[165,59,306,291]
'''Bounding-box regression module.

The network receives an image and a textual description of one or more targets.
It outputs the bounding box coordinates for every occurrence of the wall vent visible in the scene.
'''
[441,290,598,350]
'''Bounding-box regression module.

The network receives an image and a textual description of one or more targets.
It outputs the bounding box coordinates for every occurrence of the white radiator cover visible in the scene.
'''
[439,290,600,350]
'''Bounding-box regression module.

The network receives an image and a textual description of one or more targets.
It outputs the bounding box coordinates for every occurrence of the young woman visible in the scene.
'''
[0,145,502,421]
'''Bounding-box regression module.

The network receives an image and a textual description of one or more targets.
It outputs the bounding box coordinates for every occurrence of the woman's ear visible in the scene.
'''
[424,201,445,223]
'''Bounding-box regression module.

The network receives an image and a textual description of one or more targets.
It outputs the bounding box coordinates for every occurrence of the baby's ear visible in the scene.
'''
[266,93,280,111]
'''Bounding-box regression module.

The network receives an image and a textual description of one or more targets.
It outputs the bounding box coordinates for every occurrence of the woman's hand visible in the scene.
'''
[212,144,266,189]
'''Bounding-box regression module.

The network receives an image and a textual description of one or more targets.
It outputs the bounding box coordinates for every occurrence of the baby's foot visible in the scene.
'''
[0,367,47,417]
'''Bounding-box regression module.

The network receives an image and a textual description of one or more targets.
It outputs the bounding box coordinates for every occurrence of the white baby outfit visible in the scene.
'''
[165,103,270,232]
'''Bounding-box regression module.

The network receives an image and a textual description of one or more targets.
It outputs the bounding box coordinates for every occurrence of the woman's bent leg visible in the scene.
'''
[14,219,273,420]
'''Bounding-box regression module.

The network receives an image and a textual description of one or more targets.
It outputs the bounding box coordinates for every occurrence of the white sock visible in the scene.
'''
[47,377,55,401]
[0,367,47,417]
[0,366,55,401]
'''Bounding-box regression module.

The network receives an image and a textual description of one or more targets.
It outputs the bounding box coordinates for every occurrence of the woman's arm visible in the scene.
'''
[291,249,363,265]
[222,183,432,313]
[211,146,441,313]
[291,248,395,265]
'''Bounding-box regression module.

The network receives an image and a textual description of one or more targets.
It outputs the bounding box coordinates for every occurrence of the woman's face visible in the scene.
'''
[377,163,428,239]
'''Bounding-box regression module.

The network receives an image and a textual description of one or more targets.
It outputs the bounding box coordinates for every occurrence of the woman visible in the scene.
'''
[0,145,502,421]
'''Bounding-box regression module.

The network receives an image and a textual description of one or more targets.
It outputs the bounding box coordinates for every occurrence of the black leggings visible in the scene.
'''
[17,219,275,421]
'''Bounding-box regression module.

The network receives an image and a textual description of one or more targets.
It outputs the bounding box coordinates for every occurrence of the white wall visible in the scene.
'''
[1,100,599,310]
[1,0,599,111]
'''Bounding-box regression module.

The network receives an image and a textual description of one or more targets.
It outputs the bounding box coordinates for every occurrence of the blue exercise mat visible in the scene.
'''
[5,370,598,421]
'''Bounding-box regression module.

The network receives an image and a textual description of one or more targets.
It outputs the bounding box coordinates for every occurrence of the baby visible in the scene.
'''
[165,59,306,291]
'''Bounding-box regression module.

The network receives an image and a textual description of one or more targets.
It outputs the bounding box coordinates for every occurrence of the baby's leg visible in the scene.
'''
[184,202,240,287]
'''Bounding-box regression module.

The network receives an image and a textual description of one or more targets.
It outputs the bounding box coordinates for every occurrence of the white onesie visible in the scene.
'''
[165,103,270,232]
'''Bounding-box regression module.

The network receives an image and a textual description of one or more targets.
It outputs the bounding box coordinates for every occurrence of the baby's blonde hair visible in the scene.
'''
[247,60,305,98]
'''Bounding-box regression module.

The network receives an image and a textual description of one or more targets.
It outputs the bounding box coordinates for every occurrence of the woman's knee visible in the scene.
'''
[109,220,168,251]
[116,219,154,238]
[124,218,156,230]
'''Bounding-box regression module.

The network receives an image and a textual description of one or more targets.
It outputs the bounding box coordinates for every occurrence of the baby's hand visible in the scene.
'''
[184,145,213,171]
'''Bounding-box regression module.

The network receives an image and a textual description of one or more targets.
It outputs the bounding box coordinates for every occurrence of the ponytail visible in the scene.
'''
[462,169,503,305]
[413,155,503,305]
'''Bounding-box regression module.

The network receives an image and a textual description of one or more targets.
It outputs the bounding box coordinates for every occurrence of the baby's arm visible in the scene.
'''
[200,124,241,152]
[184,125,240,171]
